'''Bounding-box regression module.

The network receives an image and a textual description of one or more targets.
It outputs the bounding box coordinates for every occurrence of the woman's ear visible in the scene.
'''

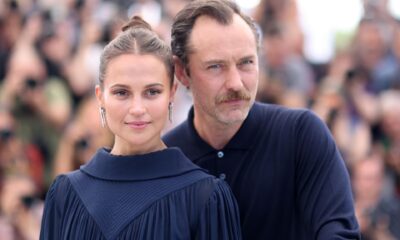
[173,56,190,89]
[95,85,103,107]
[169,82,178,103]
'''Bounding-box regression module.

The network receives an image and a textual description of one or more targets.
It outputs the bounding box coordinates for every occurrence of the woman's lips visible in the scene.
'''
[126,121,150,129]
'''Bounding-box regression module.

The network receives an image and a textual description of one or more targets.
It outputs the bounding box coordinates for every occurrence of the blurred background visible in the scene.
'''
[0,0,399,239]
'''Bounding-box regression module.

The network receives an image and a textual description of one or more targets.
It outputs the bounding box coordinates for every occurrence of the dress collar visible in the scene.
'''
[80,147,203,181]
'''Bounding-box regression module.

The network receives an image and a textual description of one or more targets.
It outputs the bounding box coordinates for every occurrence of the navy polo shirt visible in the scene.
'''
[163,102,360,239]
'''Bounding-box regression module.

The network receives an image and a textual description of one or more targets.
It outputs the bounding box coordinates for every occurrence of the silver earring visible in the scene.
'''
[100,107,106,127]
[168,102,173,123]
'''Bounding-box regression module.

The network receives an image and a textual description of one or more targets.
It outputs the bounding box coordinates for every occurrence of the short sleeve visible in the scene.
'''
[195,178,242,240]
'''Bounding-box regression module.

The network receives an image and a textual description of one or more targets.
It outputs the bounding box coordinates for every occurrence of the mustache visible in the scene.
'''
[216,90,251,104]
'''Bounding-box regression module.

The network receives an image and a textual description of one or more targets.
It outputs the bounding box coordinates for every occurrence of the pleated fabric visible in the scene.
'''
[40,147,241,240]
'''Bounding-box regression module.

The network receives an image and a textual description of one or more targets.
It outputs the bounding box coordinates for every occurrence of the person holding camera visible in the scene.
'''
[52,95,113,178]
[40,16,241,240]
[0,11,73,188]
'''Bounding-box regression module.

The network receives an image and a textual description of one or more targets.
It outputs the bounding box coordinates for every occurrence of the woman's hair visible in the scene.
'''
[99,16,174,87]
[171,0,260,69]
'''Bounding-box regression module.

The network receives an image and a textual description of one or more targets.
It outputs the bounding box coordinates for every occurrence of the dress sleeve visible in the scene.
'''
[195,178,242,240]
[295,110,360,239]
[39,175,67,240]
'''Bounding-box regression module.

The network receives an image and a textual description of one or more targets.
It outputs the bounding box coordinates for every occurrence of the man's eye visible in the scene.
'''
[240,59,254,65]
[238,59,256,71]
[207,64,222,70]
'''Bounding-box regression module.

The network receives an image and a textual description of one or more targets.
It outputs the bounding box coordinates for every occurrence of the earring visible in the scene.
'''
[100,107,106,127]
[168,102,173,123]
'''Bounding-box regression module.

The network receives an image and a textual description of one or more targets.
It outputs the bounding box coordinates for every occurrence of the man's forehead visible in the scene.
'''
[187,15,257,56]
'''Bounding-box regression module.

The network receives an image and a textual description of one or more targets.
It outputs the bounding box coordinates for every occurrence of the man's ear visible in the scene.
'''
[173,56,190,89]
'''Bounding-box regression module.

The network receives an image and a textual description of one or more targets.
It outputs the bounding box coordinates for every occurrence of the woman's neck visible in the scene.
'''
[111,139,166,156]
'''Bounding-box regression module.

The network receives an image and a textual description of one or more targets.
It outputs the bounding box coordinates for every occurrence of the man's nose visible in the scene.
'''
[224,66,243,91]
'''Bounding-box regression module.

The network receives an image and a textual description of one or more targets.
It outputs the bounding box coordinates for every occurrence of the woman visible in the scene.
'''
[39,16,241,239]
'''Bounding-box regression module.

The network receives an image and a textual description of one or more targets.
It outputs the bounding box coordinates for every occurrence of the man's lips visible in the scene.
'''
[221,98,246,103]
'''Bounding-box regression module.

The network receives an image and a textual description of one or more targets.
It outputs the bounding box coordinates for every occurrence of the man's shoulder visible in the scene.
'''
[252,102,311,124]
[163,119,190,147]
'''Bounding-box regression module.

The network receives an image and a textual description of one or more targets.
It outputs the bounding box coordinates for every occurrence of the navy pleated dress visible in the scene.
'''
[40,147,241,240]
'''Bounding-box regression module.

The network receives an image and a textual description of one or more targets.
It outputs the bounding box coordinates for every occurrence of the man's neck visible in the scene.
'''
[193,113,242,150]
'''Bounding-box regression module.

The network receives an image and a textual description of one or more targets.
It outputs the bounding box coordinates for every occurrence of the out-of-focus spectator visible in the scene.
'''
[52,95,113,177]
[362,0,394,24]
[0,11,73,187]
[352,152,400,240]
[257,22,315,105]
[0,216,16,240]
[0,0,23,81]
[158,0,191,42]
[0,174,43,240]
[351,18,398,94]
[0,108,44,191]
[253,0,303,56]
[127,0,161,28]
[64,18,104,102]
[390,19,400,90]
[311,71,373,166]
[379,90,400,198]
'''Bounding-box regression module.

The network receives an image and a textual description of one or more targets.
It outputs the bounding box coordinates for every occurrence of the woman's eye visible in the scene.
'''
[145,88,162,97]
[113,89,128,97]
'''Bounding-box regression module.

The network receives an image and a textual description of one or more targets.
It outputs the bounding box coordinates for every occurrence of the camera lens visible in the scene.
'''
[20,195,37,209]
[25,78,38,89]
[0,129,13,141]
[75,137,89,150]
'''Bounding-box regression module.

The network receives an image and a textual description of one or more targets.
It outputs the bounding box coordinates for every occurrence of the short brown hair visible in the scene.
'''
[171,0,260,68]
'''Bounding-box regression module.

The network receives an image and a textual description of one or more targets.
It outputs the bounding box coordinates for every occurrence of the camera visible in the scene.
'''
[0,128,13,141]
[8,0,18,11]
[25,78,38,89]
[20,195,38,209]
[75,137,90,150]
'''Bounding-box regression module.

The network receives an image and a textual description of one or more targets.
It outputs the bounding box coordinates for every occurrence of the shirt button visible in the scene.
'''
[217,151,224,158]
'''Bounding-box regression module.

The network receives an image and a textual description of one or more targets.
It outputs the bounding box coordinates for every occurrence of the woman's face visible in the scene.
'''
[96,54,175,155]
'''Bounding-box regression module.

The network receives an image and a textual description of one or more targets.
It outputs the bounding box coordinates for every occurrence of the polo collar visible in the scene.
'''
[185,102,262,157]
[81,147,203,181]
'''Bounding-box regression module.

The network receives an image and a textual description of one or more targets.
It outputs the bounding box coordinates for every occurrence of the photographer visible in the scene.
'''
[0,174,43,240]
[52,95,112,177]
[0,11,73,187]
[0,108,43,191]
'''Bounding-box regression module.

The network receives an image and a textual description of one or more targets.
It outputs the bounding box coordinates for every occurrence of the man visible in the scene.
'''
[163,0,360,239]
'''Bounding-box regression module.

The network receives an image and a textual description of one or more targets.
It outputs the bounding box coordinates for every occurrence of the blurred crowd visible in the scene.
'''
[0,0,399,239]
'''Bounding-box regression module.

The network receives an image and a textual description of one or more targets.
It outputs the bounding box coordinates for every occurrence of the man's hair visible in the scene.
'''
[99,16,174,87]
[171,0,260,68]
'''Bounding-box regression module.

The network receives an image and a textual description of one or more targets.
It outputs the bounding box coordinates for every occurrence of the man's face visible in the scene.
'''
[185,14,259,126]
